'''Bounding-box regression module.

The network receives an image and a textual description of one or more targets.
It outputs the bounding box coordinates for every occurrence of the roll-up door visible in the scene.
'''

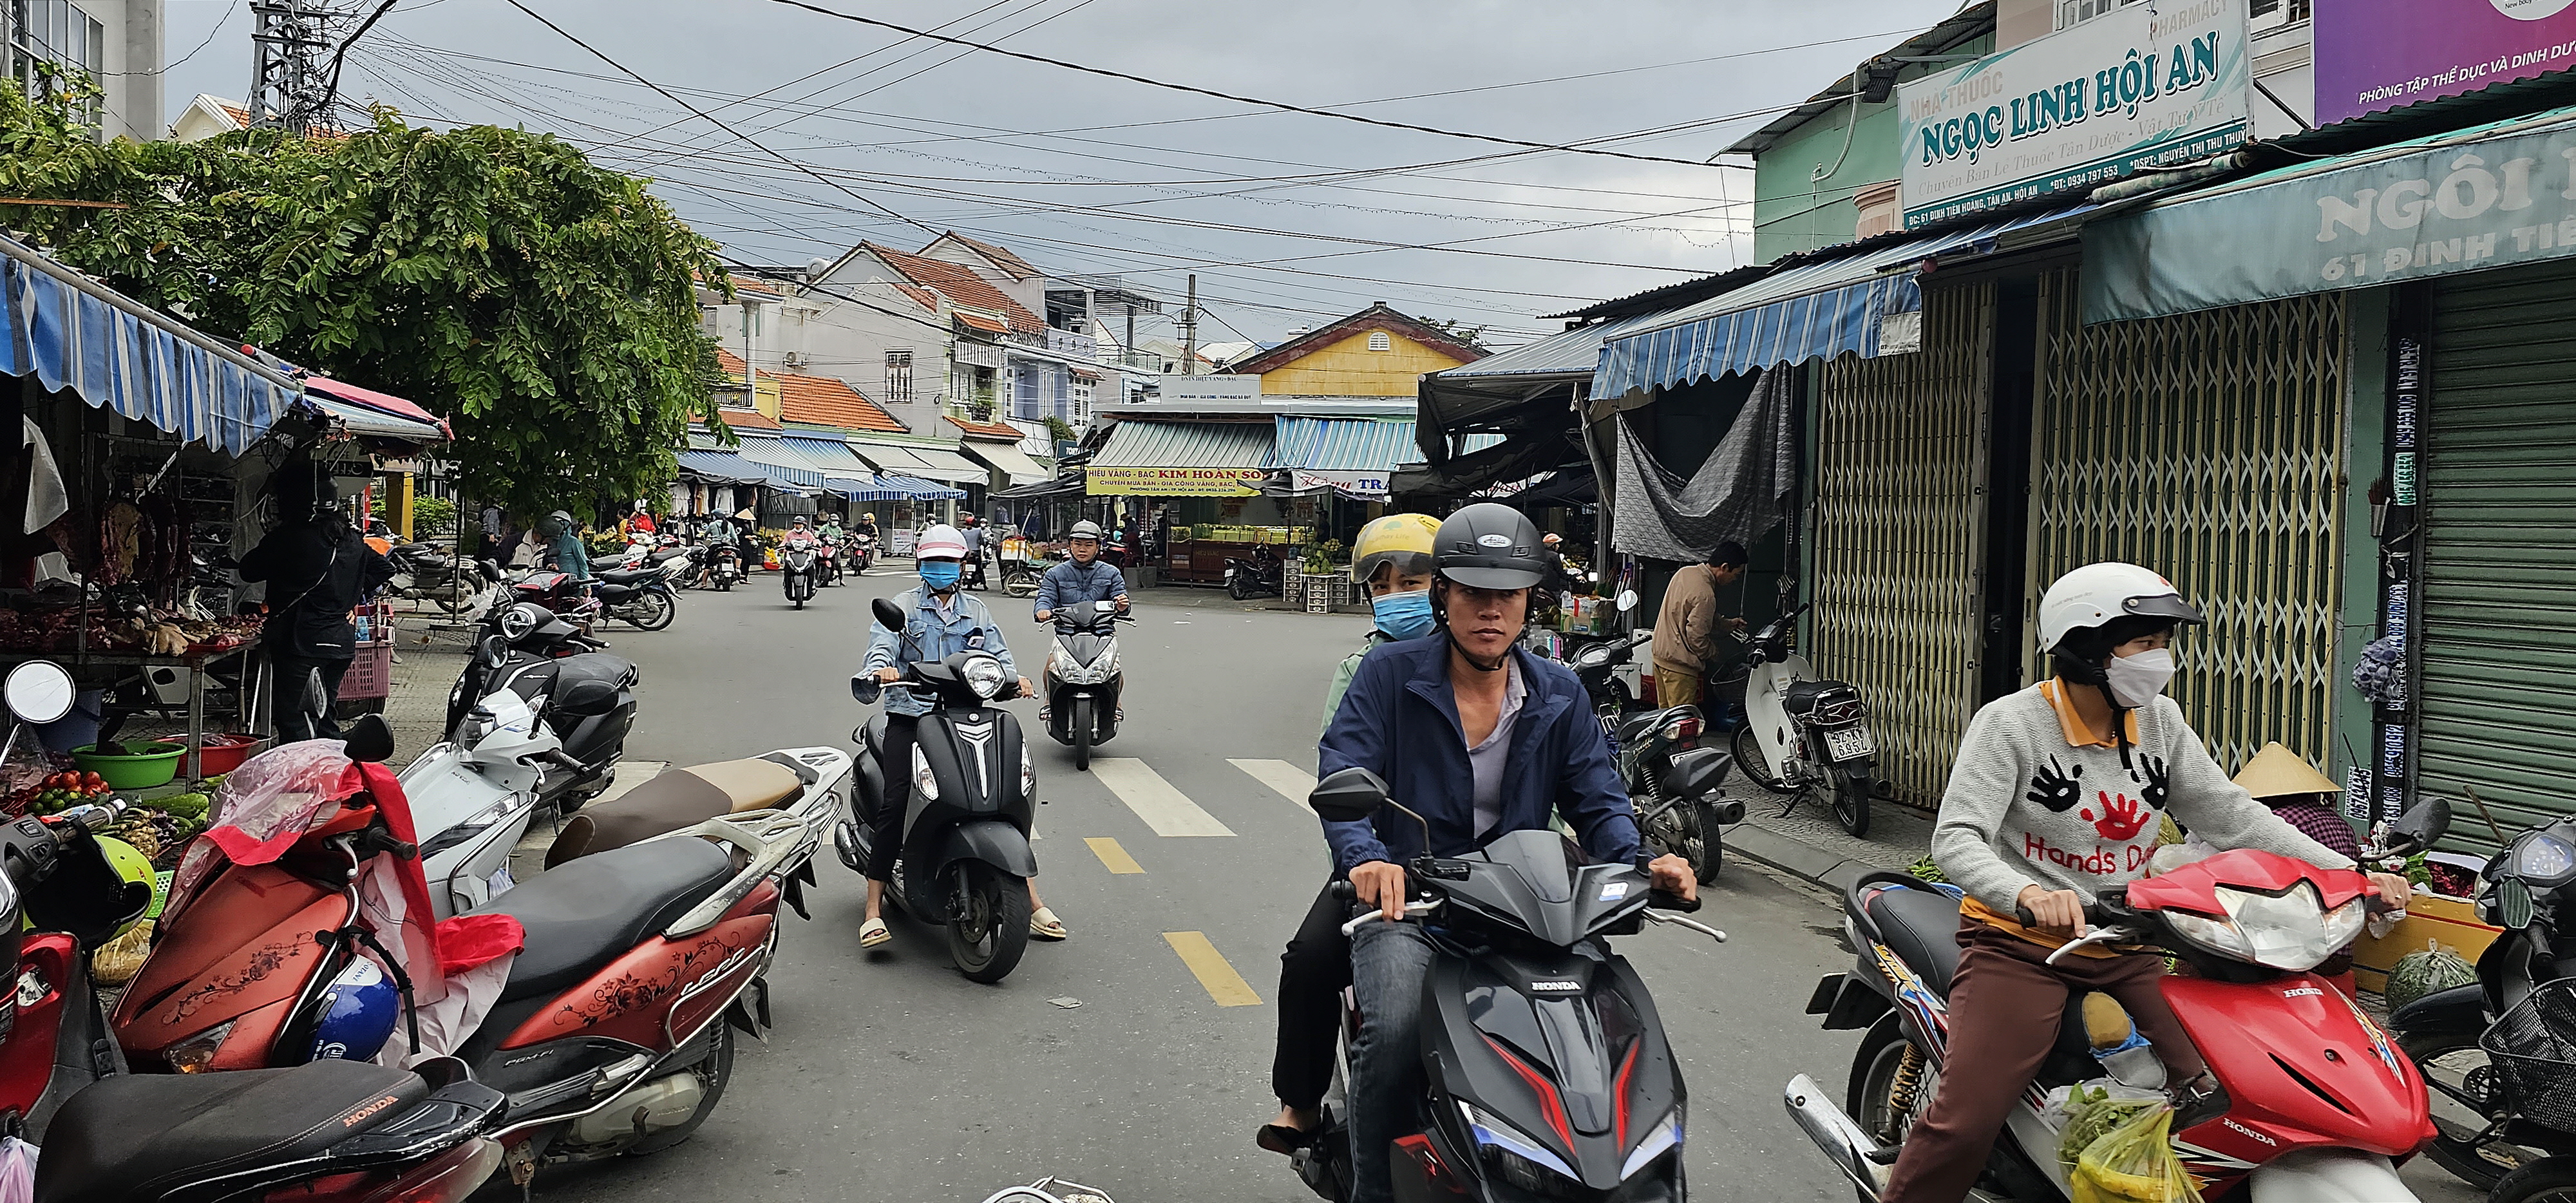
[2029,270,2345,778]
[2420,261,2576,855]
[1811,282,1994,809]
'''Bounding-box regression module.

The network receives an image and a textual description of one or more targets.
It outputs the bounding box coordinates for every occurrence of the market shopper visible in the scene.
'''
[540,510,591,591]
[240,469,395,744]
[1649,541,1747,718]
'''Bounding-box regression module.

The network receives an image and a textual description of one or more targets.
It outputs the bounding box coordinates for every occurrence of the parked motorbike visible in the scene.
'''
[506,567,602,634]
[1562,590,1645,726]
[109,717,806,1193]
[1224,547,1283,602]
[842,596,1039,983]
[594,560,679,631]
[1787,798,2453,1203]
[444,600,638,814]
[1732,600,1878,837]
[1044,600,1131,772]
[1001,556,1045,598]
[1287,763,1728,1202]
[1609,703,1743,884]
[387,542,506,618]
[402,687,559,918]
[781,536,820,609]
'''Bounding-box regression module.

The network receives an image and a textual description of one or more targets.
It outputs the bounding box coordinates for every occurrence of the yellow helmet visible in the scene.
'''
[1350,513,1441,584]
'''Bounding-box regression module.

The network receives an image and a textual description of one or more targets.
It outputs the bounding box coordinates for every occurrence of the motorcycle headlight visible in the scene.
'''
[1460,1102,1578,1194]
[2510,833,2576,887]
[962,655,1008,700]
[498,603,541,643]
[1021,746,1037,801]
[163,1019,239,1074]
[911,746,940,801]
[2163,883,2348,971]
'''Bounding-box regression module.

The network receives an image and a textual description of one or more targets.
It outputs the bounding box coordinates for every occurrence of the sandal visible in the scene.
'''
[1029,906,1068,941]
[1257,1123,1314,1156]
[860,916,893,949]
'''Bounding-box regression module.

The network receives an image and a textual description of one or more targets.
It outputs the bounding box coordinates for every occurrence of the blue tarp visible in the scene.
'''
[3,234,303,456]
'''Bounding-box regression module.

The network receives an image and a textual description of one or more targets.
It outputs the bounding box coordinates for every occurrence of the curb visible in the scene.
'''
[1723,822,1903,897]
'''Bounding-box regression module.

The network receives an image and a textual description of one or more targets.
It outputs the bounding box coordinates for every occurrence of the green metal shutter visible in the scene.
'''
[2030,270,2346,776]
[2421,261,2576,854]
[1812,282,1995,809]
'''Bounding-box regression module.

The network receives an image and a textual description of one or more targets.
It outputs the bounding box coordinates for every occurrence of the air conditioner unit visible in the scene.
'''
[782,352,806,368]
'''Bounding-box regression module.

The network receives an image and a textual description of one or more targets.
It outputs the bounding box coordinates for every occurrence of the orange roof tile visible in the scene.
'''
[716,407,779,430]
[864,243,1045,334]
[954,311,1008,334]
[932,232,1044,281]
[714,349,902,434]
[892,283,939,310]
[728,275,780,294]
[947,415,1025,440]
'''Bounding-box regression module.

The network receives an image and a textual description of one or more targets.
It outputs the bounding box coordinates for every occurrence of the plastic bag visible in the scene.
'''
[2069,1103,2202,1203]
[0,1135,35,1203]
[2053,1081,2168,1174]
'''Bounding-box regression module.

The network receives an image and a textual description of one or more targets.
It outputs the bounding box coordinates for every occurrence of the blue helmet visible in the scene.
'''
[305,957,400,1064]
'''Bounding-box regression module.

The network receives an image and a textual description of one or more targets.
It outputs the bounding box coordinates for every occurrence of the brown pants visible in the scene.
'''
[1881,918,2208,1203]
[1651,659,1702,711]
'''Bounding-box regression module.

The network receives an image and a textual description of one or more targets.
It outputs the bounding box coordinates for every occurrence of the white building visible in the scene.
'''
[5,0,162,144]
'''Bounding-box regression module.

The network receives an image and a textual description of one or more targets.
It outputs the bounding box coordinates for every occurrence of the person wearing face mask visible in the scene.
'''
[858,525,1068,949]
[1254,511,1442,1157]
[1881,562,2412,1203]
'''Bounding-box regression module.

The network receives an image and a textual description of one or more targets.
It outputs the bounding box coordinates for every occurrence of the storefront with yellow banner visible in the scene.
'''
[1084,419,1306,585]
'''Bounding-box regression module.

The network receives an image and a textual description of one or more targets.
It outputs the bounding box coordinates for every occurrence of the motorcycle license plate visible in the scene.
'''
[1823,726,1873,761]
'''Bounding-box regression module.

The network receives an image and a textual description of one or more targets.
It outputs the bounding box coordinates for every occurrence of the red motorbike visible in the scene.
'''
[109,715,806,1192]
[507,569,602,632]
[1788,799,2452,1202]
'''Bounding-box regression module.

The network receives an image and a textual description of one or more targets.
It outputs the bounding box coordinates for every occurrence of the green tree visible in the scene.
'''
[0,89,728,522]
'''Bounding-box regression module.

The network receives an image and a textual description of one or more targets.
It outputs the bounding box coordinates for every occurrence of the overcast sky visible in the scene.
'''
[159,0,1967,346]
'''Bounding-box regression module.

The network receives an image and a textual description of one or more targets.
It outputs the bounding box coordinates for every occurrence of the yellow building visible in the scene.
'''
[1227,303,1486,396]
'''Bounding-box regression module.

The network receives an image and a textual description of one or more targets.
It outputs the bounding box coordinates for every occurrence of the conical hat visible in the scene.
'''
[2234,742,2340,800]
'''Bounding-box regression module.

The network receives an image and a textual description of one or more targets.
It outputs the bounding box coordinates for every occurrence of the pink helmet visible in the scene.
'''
[916,524,969,560]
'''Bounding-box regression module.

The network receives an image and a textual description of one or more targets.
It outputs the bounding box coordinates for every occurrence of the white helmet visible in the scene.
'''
[916,524,969,560]
[2036,562,2204,653]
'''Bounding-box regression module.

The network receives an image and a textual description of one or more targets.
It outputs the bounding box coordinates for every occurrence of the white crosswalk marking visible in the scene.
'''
[1091,758,1235,837]
[1229,758,1318,813]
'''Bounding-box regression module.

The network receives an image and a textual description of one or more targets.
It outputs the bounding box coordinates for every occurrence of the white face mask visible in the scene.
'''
[2103,648,2177,708]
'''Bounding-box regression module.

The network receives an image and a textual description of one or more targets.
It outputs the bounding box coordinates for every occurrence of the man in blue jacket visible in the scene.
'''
[1318,504,1697,1203]
[1032,520,1130,723]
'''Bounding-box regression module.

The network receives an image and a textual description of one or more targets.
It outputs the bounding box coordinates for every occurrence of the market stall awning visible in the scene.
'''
[1271,417,1415,471]
[305,395,444,442]
[1090,419,1274,468]
[995,473,1085,500]
[864,473,967,501]
[1,233,301,456]
[960,439,1048,485]
[849,437,989,484]
[677,450,770,485]
[1595,204,2090,396]
[302,375,448,440]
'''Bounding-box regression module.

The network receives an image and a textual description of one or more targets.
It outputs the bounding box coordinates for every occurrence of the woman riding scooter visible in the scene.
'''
[858,524,1069,949]
[1880,562,2410,1203]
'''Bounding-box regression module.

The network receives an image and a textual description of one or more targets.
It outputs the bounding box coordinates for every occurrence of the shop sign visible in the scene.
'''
[1154,374,1260,402]
[2316,0,2576,127]
[1897,0,2248,228]
[2085,113,2576,320]
[1291,469,1388,497]
[1085,466,1267,496]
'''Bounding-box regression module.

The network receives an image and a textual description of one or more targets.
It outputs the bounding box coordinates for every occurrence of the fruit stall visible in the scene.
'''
[1162,524,1311,586]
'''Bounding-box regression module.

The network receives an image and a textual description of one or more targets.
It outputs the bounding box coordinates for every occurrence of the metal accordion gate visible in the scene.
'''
[2029,269,2347,776]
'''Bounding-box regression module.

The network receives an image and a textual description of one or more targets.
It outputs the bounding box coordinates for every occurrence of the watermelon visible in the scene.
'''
[2385,943,2479,1010]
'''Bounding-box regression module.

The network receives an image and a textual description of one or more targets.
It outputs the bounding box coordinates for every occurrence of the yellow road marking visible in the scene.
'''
[1085,837,1145,875]
[1164,931,1263,1007]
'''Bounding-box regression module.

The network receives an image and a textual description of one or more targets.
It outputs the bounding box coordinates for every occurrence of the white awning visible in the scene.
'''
[961,440,1048,485]
[851,439,989,484]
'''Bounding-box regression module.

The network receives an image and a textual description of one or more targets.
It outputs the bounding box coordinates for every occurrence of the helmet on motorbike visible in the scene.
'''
[303,956,401,1064]
[2038,562,2203,684]
[1350,513,1439,585]
[862,513,876,522]
[1068,520,1105,544]
[916,524,969,560]
[1431,504,1548,591]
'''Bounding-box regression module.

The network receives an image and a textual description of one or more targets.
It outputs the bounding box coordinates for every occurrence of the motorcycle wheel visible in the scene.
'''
[1732,723,1795,794]
[623,1021,735,1155]
[2493,1157,2576,1203]
[1831,767,1871,838]
[1006,570,1039,599]
[1850,1019,1932,1200]
[2403,1028,2524,1188]
[1227,575,1249,602]
[1072,696,1093,772]
[629,591,676,631]
[1691,799,1725,882]
[950,862,1032,984]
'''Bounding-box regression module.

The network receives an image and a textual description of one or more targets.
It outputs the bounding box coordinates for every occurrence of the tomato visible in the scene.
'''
[81,773,102,789]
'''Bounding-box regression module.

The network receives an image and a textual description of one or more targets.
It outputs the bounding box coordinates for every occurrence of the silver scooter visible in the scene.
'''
[1730,600,1878,837]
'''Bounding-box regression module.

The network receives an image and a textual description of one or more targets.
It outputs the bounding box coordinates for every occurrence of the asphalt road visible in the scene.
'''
[524,568,2478,1203]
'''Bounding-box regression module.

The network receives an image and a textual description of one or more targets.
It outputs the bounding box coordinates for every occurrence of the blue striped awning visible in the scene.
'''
[847,473,965,502]
[678,448,815,495]
[2,234,301,456]
[1595,205,2089,396]
[1272,417,1416,471]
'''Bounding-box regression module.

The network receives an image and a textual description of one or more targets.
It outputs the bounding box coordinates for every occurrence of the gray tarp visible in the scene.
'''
[1611,369,1795,562]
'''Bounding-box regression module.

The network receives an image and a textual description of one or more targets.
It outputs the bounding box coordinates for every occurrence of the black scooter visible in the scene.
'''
[594,560,677,631]
[1291,761,1728,1202]
[1225,547,1284,601]
[446,600,639,813]
[1043,600,1132,772]
[1609,703,1742,884]
[781,537,820,609]
[840,596,1040,983]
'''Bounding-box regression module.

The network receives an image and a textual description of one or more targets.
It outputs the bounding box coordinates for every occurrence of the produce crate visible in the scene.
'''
[337,642,394,702]
[1302,573,1335,615]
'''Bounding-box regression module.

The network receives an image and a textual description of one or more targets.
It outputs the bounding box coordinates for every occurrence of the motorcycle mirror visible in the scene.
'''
[1665,746,1732,799]
[3,661,75,725]
[1615,589,1638,614]
[2386,795,2455,855]
[1308,766,1393,824]
[341,714,397,764]
[870,597,907,632]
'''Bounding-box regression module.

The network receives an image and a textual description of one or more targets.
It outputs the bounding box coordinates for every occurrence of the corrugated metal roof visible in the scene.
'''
[1273,417,1416,471]
[1432,312,1666,381]
[1090,419,1275,468]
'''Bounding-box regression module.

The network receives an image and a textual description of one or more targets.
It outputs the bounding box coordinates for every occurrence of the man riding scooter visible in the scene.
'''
[1318,503,1698,1203]
[1032,520,1129,725]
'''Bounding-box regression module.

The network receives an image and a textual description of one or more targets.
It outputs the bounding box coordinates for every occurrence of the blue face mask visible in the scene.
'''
[919,561,962,591]
[1372,589,1434,640]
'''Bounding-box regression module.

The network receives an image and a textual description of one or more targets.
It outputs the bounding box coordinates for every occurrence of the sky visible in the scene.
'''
[158,0,1969,348]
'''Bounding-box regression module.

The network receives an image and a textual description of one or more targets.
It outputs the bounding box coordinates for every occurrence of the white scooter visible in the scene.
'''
[399,687,564,918]
[1730,600,1879,837]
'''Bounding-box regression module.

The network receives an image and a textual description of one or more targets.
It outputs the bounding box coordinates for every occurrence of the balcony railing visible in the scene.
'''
[1007,327,1101,361]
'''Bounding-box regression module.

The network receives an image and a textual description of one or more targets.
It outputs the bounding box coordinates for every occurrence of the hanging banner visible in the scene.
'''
[1287,469,1389,497]
[1085,466,1267,497]
[1898,0,2249,228]
[2316,0,2576,126]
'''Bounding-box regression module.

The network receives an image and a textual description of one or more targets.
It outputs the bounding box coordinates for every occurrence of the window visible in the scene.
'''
[1012,364,1041,420]
[884,348,913,403]
[1367,330,1392,352]
[8,2,104,126]
[2055,0,2143,29]
[1072,379,1094,421]
[2248,0,2311,31]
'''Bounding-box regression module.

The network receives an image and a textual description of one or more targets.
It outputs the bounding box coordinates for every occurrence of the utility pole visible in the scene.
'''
[1179,274,1198,377]
[248,0,341,131]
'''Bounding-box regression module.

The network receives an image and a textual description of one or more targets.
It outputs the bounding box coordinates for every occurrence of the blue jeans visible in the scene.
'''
[1348,918,1437,1203]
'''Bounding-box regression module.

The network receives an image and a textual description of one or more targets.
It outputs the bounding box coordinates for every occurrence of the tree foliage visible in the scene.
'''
[1422,316,1490,348]
[0,85,728,522]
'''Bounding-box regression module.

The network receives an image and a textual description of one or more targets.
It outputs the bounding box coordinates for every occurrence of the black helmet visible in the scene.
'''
[1432,503,1546,591]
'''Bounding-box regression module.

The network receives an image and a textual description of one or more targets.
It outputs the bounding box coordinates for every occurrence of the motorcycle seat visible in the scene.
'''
[860,712,888,758]
[467,837,735,1004]
[1783,681,1832,715]
[1862,883,1964,996]
[596,567,658,586]
[544,759,805,868]
[649,547,689,563]
[34,1059,430,1203]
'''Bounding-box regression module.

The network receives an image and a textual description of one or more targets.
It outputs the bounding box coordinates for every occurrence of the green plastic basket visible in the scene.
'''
[70,743,188,790]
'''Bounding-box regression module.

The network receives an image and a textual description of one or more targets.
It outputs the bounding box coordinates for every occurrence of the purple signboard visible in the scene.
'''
[2316,0,2576,124]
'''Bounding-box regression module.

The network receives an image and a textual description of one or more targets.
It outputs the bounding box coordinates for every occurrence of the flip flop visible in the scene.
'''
[860,917,893,949]
[1029,906,1068,941]
[1257,1123,1313,1156]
